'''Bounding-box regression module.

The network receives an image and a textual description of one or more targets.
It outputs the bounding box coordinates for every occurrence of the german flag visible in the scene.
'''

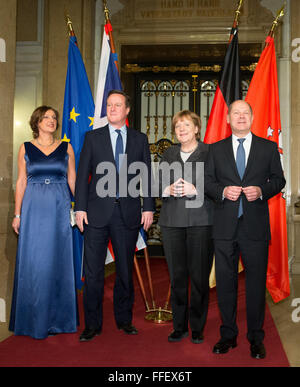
[204,26,241,144]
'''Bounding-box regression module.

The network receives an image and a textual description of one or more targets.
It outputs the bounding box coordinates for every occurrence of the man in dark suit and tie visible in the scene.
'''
[75,90,155,342]
[204,100,286,359]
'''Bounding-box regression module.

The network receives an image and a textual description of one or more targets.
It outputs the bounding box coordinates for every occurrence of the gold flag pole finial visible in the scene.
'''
[65,13,75,37]
[234,0,244,25]
[103,0,110,23]
[102,0,119,71]
[228,0,243,43]
[269,3,285,37]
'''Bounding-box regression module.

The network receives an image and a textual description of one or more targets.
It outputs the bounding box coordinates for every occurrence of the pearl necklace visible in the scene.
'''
[180,143,198,154]
[36,138,55,147]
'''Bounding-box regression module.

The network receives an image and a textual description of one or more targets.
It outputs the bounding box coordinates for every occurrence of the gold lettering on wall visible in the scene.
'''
[160,0,220,8]
[137,0,234,20]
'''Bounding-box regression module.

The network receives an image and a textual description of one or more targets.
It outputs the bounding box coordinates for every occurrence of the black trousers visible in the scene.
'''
[214,216,269,344]
[83,203,139,330]
[161,225,214,333]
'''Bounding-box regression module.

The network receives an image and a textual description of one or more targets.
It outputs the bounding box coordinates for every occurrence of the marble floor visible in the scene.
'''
[266,273,300,367]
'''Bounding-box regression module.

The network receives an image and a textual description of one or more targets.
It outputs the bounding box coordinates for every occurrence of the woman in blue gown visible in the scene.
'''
[10,106,77,339]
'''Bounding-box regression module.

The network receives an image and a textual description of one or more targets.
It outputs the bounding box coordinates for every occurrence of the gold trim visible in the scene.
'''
[123,62,257,74]
[149,139,173,157]
[123,63,222,74]
[241,63,258,72]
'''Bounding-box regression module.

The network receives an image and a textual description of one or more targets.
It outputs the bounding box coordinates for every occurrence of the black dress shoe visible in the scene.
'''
[168,330,189,342]
[213,337,237,354]
[118,323,138,335]
[250,342,266,359]
[79,328,101,342]
[191,331,204,344]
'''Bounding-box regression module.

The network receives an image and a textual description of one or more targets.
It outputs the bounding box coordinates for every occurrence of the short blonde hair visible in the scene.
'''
[172,110,201,141]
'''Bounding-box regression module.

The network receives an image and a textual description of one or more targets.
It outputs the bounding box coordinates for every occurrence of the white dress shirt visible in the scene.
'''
[225,131,262,200]
[222,131,257,200]
[231,131,252,165]
[108,124,127,157]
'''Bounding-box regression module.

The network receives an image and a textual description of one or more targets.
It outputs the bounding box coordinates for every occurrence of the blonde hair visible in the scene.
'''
[172,110,201,141]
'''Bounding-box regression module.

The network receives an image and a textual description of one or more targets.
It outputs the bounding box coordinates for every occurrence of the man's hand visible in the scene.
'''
[76,211,88,232]
[224,186,243,201]
[141,211,153,231]
[242,186,262,202]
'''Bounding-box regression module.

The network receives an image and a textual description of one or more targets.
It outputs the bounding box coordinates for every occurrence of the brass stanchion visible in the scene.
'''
[143,247,155,310]
[144,282,172,324]
[134,248,172,324]
[133,254,150,312]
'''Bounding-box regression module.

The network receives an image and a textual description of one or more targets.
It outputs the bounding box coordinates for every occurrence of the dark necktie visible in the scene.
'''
[236,138,246,218]
[115,129,123,173]
[115,130,123,198]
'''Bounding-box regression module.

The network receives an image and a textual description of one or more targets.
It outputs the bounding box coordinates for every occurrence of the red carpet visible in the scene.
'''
[0,258,289,367]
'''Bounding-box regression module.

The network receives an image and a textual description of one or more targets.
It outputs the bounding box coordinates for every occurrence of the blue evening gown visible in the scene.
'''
[9,141,77,339]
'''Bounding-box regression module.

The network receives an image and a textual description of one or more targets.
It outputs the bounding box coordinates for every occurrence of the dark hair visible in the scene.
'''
[107,89,131,108]
[172,110,201,141]
[29,106,59,139]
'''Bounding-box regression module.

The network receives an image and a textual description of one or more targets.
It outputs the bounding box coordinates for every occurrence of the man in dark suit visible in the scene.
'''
[205,100,286,359]
[75,90,155,342]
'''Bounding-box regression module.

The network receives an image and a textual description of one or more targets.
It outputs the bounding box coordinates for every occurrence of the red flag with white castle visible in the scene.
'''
[245,36,290,303]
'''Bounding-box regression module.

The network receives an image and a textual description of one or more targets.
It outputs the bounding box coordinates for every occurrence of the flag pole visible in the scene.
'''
[268,3,285,38]
[65,13,76,38]
[263,3,285,49]
[103,0,119,72]
[65,14,80,48]
[234,0,243,26]
[229,0,243,43]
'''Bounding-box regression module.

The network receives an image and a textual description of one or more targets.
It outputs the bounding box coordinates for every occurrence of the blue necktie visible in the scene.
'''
[236,138,246,218]
[115,129,123,173]
[115,130,123,198]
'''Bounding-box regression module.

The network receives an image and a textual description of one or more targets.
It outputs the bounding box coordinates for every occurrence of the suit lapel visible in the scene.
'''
[97,125,115,165]
[98,126,138,172]
[224,136,241,181]
[243,133,257,180]
[186,142,207,162]
[172,142,207,164]
[125,127,138,162]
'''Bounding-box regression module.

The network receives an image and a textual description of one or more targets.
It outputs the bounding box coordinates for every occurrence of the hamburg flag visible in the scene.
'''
[62,35,95,290]
[93,23,148,264]
[245,36,290,303]
[204,26,241,144]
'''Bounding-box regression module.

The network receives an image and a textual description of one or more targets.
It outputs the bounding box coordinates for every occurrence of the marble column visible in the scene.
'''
[0,1,17,341]
[43,0,95,120]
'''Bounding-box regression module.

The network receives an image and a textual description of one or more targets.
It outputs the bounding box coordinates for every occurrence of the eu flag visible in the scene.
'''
[62,35,94,290]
